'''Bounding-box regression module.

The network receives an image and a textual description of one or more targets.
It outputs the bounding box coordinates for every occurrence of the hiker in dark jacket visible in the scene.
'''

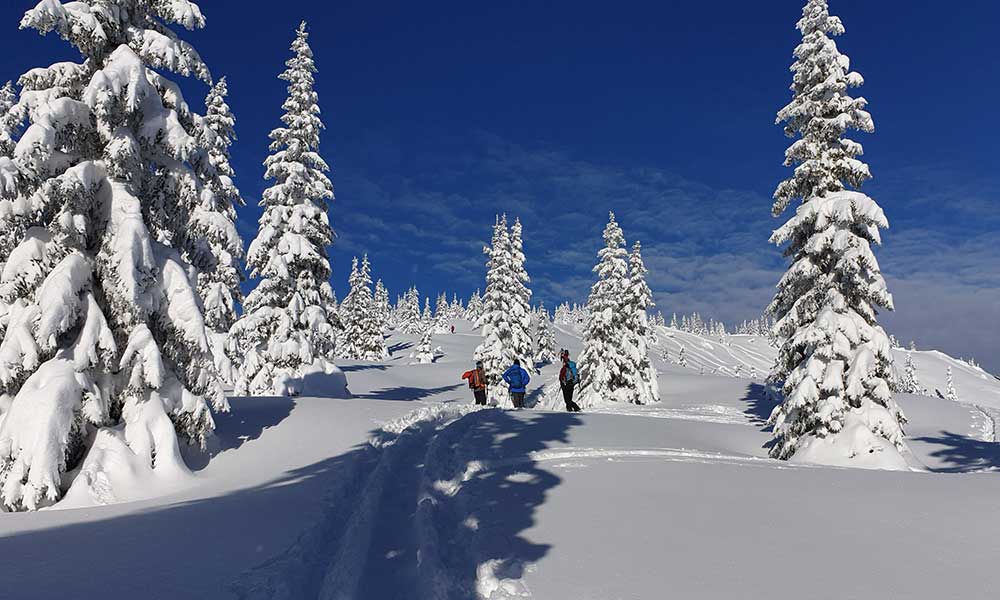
[502,359,531,409]
[461,361,488,406]
[559,350,582,412]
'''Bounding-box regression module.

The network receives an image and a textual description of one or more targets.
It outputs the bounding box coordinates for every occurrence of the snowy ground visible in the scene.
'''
[2,320,1000,599]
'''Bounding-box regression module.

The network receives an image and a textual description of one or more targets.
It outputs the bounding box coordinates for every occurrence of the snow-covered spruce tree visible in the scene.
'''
[533,303,557,364]
[411,327,435,364]
[422,297,433,325]
[398,287,423,334]
[0,81,17,157]
[196,76,244,384]
[554,303,570,325]
[450,293,464,319]
[624,241,660,405]
[338,257,361,358]
[435,292,448,319]
[432,292,450,333]
[360,260,388,359]
[902,353,919,395]
[767,0,906,467]
[340,255,387,361]
[945,366,957,402]
[0,80,24,269]
[577,213,634,407]
[465,288,483,322]
[229,22,338,396]
[677,347,688,368]
[508,218,534,367]
[475,216,517,406]
[0,0,229,510]
[374,279,390,337]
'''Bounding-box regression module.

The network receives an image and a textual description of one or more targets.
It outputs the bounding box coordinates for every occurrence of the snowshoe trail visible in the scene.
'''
[233,404,544,600]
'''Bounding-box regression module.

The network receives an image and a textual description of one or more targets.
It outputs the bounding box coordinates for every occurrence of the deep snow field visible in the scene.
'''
[2,320,1000,599]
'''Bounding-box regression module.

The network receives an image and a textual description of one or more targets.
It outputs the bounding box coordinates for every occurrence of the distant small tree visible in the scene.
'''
[533,303,557,364]
[902,353,920,394]
[945,366,958,402]
[412,328,435,364]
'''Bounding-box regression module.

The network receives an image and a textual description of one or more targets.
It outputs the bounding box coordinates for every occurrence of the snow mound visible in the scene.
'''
[60,426,195,509]
[273,360,350,398]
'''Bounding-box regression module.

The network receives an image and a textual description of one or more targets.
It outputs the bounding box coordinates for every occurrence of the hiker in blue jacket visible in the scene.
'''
[502,358,531,409]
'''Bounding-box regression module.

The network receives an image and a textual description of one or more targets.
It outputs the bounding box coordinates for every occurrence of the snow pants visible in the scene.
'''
[511,391,526,409]
[473,389,487,406]
[561,384,582,412]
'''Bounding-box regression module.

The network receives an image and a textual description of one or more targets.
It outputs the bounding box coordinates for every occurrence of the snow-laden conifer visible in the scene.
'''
[411,328,435,364]
[0,0,227,510]
[340,255,387,361]
[624,241,660,405]
[0,80,22,267]
[196,76,244,384]
[767,1,906,467]
[578,213,633,407]
[465,289,483,322]
[374,279,390,337]
[475,216,518,406]
[449,293,464,319]
[0,81,17,157]
[945,366,957,402]
[902,353,920,395]
[555,303,571,326]
[229,22,338,395]
[398,287,423,334]
[508,218,534,365]
[422,297,433,325]
[533,303,557,364]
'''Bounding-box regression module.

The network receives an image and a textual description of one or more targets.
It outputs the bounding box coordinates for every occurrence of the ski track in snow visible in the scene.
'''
[969,404,1000,443]
[233,404,539,600]
[586,404,753,426]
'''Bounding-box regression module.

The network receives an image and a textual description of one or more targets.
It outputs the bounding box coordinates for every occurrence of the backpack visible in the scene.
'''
[464,369,485,390]
[567,361,580,385]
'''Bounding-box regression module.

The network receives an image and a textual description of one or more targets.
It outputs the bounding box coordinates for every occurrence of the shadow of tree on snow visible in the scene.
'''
[913,431,1000,473]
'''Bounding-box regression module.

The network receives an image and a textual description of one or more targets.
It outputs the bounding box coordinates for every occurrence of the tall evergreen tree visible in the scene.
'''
[767,1,906,466]
[374,279,390,337]
[475,216,517,406]
[578,213,633,407]
[624,241,660,405]
[422,297,433,324]
[465,289,483,322]
[0,0,226,510]
[197,76,244,384]
[341,255,387,360]
[230,22,338,395]
[398,287,423,334]
[508,218,534,366]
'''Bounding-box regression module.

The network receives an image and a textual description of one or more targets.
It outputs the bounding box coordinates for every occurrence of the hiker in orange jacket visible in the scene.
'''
[462,360,488,405]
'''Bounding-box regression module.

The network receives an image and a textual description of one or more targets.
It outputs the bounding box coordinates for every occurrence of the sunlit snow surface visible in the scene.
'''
[1,320,999,599]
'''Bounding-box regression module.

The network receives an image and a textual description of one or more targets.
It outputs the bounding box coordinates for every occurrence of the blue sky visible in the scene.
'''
[0,1,997,371]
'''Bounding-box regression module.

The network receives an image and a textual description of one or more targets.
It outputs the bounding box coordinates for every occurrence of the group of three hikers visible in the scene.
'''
[461,350,582,412]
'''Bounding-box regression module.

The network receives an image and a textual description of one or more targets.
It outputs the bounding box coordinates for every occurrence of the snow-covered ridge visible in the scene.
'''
[649,325,1000,411]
